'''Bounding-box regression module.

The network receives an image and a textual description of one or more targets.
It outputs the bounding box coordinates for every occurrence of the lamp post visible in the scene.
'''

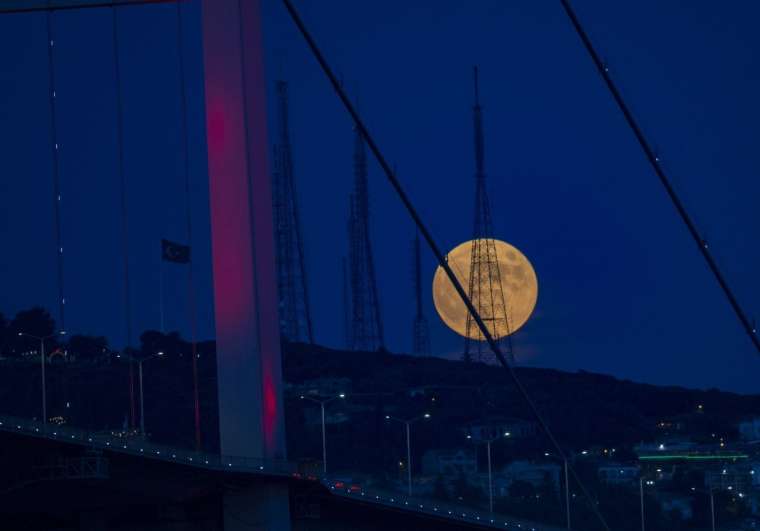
[385,413,431,496]
[638,475,656,531]
[640,477,645,531]
[18,330,66,425]
[466,430,512,513]
[300,393,346,474]
[117,351,164,436]
[542,451,573,530]
[690,486,716,531]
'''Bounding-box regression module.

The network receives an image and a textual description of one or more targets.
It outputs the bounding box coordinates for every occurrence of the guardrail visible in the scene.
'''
[0,413,295,476]
[323,479,568,531]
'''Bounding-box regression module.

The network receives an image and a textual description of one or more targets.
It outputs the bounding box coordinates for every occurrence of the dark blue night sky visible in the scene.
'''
[1,1,758,393]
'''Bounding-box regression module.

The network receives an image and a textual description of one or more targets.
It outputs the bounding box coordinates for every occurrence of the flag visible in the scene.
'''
[162,239,191,263]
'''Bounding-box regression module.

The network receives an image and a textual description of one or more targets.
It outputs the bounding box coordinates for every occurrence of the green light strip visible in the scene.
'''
[639,454,748,461]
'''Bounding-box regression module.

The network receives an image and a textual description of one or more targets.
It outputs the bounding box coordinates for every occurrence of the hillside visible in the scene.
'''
[284,342,760,450]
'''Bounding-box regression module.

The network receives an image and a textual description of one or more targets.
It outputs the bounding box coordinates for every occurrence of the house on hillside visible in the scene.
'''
[501,460,561,493]
[657,493,693,520]
[461,417,537,442]
[422,448,477,477]
[598,463,640,486]
[303,407,349,427]
[705,465,753,493]
[739,417,760,442]
[289,377,352,398]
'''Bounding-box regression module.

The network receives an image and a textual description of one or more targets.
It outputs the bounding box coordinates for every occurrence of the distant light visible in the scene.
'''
[544,452,550,457]
[504,432,511,437]
[300,395,305,400]
[385,415,390,420]
[423,413,431,419]
[338,393,346,399]
[658,444,665,450]
[157,351,164,356]
[581,450,588,455]
[59,330,67,335]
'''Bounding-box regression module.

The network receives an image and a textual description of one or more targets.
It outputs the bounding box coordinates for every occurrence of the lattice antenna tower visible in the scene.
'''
[272,80,314,344]
[412,230,431,355]
[463,67,514,364]
[347,126,385,351]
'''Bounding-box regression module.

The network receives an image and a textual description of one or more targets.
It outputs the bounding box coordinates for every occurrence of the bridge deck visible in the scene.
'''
[0,414,567,531]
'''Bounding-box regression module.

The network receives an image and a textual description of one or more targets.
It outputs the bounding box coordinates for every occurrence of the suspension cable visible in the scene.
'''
[111,6,136,428]
[279,1,611,529]
[0,1,183,16]
[559,0,759,355]
[175,0,201,451]
[45,5,66,333]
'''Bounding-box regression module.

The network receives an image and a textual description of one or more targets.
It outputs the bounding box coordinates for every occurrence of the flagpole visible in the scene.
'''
[176,2,201,451]
[188,260,201,451]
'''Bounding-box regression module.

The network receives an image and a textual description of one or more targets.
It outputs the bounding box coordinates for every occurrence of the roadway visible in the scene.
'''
[0,413,568,531]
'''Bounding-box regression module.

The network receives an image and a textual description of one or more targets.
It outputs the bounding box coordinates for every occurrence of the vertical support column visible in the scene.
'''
[201,2,290,528]
[201,0,286,463]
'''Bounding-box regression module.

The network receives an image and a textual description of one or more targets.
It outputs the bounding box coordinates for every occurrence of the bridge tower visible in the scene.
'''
[463,67,514,365]
[201,0,289,528]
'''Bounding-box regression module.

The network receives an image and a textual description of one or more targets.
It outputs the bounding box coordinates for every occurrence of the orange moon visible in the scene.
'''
[432,239,538,340]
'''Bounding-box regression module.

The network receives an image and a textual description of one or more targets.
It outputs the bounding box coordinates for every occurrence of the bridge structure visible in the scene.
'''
[0,412,565,531]
[0,1,569,530]
[2,1,757,530]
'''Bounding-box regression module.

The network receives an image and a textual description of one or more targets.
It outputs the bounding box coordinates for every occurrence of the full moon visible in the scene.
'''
[432,239,538,340]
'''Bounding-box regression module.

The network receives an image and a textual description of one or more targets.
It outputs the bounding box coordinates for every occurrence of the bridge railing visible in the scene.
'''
[322,478,567,531]
[0,413,296,476]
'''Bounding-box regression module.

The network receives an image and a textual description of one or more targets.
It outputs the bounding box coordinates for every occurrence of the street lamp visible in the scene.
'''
[542,451,573,530]
[300,393,346,474]
[465,430,511,514]
[116,350,165,436]
[639,476,656,531]
[18,330,66,425]
[690,486,716,531]
[385,413,431,496]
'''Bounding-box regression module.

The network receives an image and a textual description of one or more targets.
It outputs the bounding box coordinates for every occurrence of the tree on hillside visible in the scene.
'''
[68,334,109,361]
[139,330,187,359]
[10,307,55,337]
[6,307,58,357]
